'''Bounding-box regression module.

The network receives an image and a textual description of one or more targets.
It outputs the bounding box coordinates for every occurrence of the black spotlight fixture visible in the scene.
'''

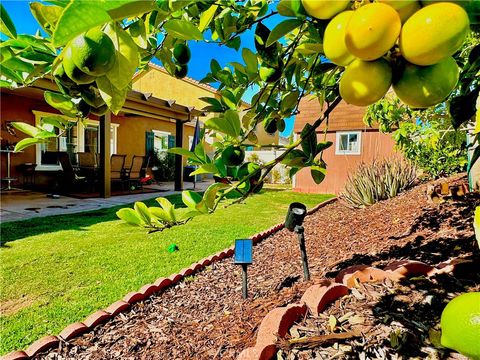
[285,202,310,281]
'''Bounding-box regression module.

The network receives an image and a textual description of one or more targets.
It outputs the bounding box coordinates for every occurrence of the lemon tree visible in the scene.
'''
[0,0,479,229]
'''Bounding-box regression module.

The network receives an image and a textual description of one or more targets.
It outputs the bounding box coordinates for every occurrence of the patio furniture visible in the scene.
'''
[57,152,88,192]
[1,149,19,190]
[124,155,146,190]
[111,154,127,190]
[17,163,37,188]
[77,152,98,184]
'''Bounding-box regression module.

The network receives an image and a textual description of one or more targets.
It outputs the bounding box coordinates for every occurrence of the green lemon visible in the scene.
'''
[63,47,96,85]
[81,86,106,108]
[393,57,459,108]
[77,99,91,118]
[174,64,188,79]
[222,145,245,167]
[237,162,261,182]
[70,28,116,76]
[173,43,191,65]
[441,292,480,359]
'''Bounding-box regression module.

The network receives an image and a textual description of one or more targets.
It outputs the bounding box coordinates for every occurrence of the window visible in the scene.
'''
[335,131,361,155]
[33,111,119,170]
[152,130,170,153]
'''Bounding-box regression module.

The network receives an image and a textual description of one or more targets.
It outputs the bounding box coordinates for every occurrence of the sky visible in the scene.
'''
[2,1,295,136]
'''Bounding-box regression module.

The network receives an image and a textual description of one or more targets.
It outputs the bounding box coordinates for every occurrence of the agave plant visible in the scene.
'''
[341,157,416,208]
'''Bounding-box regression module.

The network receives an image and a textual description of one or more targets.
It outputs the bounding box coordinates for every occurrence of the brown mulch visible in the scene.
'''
[280,267,480,359]
[42,174,479,360]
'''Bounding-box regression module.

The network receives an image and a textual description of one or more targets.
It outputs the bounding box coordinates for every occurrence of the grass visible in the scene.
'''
[0,190,332,354]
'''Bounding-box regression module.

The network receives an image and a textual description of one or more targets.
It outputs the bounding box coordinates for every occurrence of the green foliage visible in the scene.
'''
[1,0,478,229]
[341,157,417,208]
[365,97,468,179]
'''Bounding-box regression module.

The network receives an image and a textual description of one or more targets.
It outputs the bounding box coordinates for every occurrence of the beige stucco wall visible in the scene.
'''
[133,65,279,147]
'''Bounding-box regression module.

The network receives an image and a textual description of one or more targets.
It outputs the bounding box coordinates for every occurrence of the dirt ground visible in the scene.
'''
[42,175,479,359]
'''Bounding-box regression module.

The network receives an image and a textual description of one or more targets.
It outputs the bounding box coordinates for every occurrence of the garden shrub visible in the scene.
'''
[341,157,417,208]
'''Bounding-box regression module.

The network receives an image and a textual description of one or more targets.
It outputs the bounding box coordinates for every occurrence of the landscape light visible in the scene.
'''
[285,202,310,281]
[234,239,253,299]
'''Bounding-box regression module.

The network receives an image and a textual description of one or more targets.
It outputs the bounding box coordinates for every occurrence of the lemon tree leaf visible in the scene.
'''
[134,202,151,225]
[156,197,176,222]
[11,122,42,137]
[53,0,156,46]
[295,43,323,55]
[29,3,63,35]
[475,206,480,249]
[96,76,128,115]
[104,23,139,90]
[205,111,241,138]
[311,165,326,184]
[266,19,303,47]
[203,182,228,210]
[190,163,218,176]
[53,2,111,46]
[174,208,201,222]
[0,4,17,39]
[163,19,203,40]
[182,190,203,210]
[198,4,218,32]
[149,207,171,222]
[116,208,144,226]
[44,91,77,117]
[242,48,258,74]
[14,138,44,152]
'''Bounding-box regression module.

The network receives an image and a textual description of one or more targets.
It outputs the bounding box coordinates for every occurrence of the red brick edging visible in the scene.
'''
[1,198,338,360]
[237,256,473,360]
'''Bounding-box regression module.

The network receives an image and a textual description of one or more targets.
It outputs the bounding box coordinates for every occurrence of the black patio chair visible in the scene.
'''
[111,154,127,190]
[57,152,88,192]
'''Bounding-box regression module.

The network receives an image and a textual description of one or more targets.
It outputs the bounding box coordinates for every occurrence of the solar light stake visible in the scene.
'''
[295,225,310,281]
[285,202,310,281]
[234,239,253,299]
[241,264,248,299]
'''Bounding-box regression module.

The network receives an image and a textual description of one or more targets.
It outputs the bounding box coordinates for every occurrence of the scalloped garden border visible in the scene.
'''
[237,257,474,360]
[1,197,338,360]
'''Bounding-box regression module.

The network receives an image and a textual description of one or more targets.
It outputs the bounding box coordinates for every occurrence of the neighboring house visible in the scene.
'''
[293,97,397,194]
[0,77,204,192]
[133,63,279,147]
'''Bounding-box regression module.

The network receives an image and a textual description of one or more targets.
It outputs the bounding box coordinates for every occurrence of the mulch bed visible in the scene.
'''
[42,174,479,360]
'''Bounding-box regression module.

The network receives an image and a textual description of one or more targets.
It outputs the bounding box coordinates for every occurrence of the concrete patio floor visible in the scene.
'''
[0,180,213,223]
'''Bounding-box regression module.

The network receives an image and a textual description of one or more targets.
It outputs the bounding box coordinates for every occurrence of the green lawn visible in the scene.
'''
[0,190,332,354]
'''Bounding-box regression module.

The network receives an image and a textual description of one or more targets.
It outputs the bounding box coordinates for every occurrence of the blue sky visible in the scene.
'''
[2,1,294,136]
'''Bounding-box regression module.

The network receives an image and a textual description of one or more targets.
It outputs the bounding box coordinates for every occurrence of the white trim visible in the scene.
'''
[335,131,362,155]
[32,111,119,170]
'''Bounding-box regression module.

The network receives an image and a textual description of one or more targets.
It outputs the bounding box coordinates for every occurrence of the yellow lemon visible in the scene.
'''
[301,0,350,20]
[393,57,459,108]
[340,58,392,106]
[379,0,421,23]
[399,2,470,66]
[345,3,401,61]
[324,10,355,66]
[441,292,480,360]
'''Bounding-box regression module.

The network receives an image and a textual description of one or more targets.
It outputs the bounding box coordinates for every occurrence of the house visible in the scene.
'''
[0,76,205,195]
[134,63,279,147]
[293,97,397,194]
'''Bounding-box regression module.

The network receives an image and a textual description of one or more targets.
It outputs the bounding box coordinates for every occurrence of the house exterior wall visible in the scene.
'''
[294,130,397,194]
[133,65,279,146]
[0,92,194,190]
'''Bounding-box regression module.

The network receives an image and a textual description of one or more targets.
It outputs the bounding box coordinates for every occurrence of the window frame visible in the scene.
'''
[335,131,362,155]
[33,111,119,171]
[152,130,171,153]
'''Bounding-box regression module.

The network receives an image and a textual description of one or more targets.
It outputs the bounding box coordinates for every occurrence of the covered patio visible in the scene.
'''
[0,78,207,199]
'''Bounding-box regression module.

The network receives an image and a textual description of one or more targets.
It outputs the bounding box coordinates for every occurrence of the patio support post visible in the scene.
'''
[99,112,111,198]
[174,119,184,191]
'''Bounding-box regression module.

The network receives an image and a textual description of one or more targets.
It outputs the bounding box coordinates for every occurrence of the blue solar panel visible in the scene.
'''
[234,239,253,264]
